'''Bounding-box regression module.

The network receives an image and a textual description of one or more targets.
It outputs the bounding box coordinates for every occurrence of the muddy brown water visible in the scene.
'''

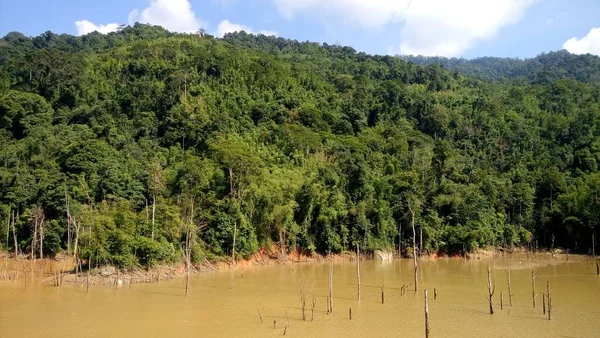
[1,255,599,337]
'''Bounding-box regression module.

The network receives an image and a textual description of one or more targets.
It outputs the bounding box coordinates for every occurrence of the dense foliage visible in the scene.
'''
[401,51,600,84]
[1,24,599,267]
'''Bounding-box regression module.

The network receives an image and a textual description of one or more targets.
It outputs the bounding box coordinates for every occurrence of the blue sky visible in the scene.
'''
[1,0,599,58]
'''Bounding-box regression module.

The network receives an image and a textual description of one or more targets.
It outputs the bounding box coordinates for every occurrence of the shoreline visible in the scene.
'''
[1,247,596,288]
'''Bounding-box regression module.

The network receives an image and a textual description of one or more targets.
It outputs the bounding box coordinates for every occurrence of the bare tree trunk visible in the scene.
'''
[229,167,234,196]
[329,254,333,313]
[184,198,194,297]
[424,289,430,338]
[232,220,237,265]
[5,208,10,251]
[12,210,18,257]
[356,244,361,301]
[73,219,80,259]
[531,270,538,308]
[507,268,513,306]
[487,265,495,314]
[39,217,43,261]
[547,280,551,320]
[151,195,156,241]
[31,212,38,260]
[542,293,546,314]
[185,230,190,297]
[65,188,71,255]
[409,203,418,292]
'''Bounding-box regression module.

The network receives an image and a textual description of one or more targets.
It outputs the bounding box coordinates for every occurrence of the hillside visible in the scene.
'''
[400,51,600,84]
[1,24,599,267]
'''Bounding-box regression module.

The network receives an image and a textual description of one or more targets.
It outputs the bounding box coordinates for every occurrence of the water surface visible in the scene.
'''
[1,256,599,337]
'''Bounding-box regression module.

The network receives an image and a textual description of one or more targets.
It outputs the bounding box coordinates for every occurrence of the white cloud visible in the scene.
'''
[273,0,405,29]
[273,0,537,57]
[563,27,600,56]
[128,0,204,33]
[216,20,278,37]
[75,0,204,36]
[75,20,119,36]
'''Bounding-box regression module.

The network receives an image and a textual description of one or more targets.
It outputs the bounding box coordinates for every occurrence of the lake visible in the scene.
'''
[1,254,599,337]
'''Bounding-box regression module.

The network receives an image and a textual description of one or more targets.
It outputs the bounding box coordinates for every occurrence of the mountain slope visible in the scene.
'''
[400,51,600,84]
[0,26,598,267]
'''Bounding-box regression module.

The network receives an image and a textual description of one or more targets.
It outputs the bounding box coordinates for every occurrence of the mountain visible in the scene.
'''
[400,51,600,84]
[0,25,598,267]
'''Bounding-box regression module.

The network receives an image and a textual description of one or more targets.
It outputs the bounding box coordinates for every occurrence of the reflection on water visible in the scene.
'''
[1,256,599,337]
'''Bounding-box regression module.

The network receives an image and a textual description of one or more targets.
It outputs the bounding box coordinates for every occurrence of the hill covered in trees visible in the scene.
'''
[400,51,600,84]
[1,24,599,267]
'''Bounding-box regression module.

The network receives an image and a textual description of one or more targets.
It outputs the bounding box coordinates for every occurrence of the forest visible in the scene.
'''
[0,24,599,268]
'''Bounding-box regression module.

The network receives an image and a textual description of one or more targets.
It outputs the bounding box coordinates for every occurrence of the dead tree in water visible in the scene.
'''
[311,292,316,321]
[542,294,546,314]
[409,202,418,292]
[299,280,314,321]
[547,280,552,320]
[381,281,385,304]
[531,270,539,308]
[183,196,195,297]
[486,265,496,314]
[507,268,513,306]
[424,289,430,338]
[356,244,361,301]
[328,254,334,313]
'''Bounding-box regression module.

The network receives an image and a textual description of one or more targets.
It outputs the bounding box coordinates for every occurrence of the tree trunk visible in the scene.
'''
[12,210,18,257]
[73,220,79,258]
[39,219,43,261]
[329,254,333,313]
[31,214,38,260]
[151,195,156,241]
[507,268,513,306]
[229,167,234,196]
[65,189,71,256]
[547,280,551,321]
[232,220,237,265]
[424,289,430,338]
[409,203,418,292]
[5,208,9,251]
[531,270,537,308]
[356,244,361,301]
[487,265,495,314]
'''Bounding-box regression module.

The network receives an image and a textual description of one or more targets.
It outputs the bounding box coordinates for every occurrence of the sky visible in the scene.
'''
[0,0,599,58]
